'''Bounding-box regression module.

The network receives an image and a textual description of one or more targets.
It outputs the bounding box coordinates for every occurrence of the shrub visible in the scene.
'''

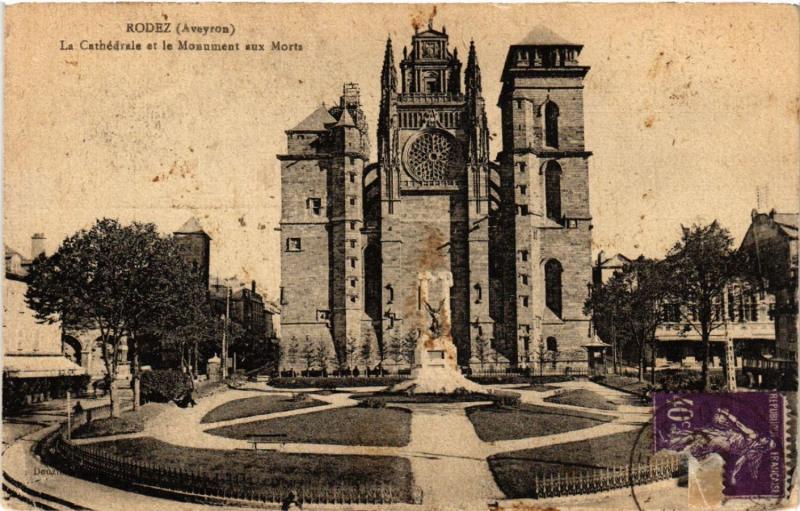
[490,390,522,407]
[290,392,310,402]
[659,370,703,391]
[270,376,408,388]
[357,398,386,409]
[140,369,190,403]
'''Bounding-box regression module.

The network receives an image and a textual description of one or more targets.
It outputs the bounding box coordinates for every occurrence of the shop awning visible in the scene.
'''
[3,354,85,378]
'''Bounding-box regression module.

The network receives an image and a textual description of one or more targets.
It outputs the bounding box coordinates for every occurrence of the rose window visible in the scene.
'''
[404,131,460,182]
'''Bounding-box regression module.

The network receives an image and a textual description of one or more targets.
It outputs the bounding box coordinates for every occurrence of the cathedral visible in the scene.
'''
[278,24,593,372]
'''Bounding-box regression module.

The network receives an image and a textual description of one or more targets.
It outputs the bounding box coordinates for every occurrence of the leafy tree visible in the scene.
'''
[663,222,742,390]
[401,330,419,367]
[344,335,359,373]
[474,332,490,371]
[301,337,316,375]
[286,336,300,373]
[387,335,405,371]
[375,333,388,376]
[315,339,332,375]
[587,257,670,383]
[25,219,200,415]
[359,332,374,375]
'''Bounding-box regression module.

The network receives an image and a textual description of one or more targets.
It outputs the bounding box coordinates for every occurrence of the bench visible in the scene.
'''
[247,434,287,450]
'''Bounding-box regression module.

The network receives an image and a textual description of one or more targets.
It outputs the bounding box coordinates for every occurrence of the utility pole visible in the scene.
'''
[222,287,231,379]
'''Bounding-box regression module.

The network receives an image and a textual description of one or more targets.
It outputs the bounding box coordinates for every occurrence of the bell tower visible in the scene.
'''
[496,27,593,369]
[375,24,493,366]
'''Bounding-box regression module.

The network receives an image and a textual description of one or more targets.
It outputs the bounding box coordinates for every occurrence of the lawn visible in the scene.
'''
[71,403,165,439]
[544,389,618,410]
[88,437,415,502]
[467,403,611,442]
[488,428,662,498]
[200,395,325,424]
[207,406,412,447]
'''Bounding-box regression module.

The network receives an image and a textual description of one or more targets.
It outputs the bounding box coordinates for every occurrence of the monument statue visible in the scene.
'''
[389,270,485,394]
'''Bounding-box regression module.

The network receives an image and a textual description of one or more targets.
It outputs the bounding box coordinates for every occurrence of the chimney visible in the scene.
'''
[31,233,46,259]
[251,280,256,293]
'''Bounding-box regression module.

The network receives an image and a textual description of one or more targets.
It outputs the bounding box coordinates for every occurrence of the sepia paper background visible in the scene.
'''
[4,2,799,303]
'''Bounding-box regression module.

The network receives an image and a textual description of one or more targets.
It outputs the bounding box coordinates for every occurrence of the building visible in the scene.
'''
[278,25,594,372]
[654,283,776,369]
[739,209,798,386]
[174,217,212,287]
[4,237,85,408]
[592,252,632,287]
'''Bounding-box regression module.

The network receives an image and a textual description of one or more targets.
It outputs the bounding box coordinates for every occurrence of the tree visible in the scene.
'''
[344,335,359,373]
[587,257,670,383]
[286,336,300,373]
[387,335,405,371]
[401,330,419,367]
[664,222,742,390]
[301,337,316,375]
[315,339,332,375]
[535,337,548,376]
[360,333,374,375]
[474,332,490,371]
[26,219,200,416]
[375,333,388,376]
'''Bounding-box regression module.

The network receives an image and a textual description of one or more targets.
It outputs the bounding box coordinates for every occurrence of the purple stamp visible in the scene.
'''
[654,392,785,498]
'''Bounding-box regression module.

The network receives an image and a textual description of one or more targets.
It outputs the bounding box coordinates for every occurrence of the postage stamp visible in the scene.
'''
[654,392,786,499]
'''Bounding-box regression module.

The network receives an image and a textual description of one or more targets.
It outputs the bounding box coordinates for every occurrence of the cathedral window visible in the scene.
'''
[349,239,357,248]
[544,160,562,222]
[520,273,529,286]
[517,205,529,216]
[349,257,357,269]
[307,197,322,216]
[349,196,357,206]
[545,259,563,317]
[350,221,357,230]
[520,295,529,307]
[349,172,356,183]
[519,185,527,195]
[546,337,558,352]
[544,101,560,148]
[350,277,358,288]
[518,162,527,173]
[287,238,302,252]
[519,250,529,262]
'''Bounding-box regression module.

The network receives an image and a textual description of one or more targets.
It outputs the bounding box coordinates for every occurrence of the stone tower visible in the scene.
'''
[174,217,211,288]
[374,23,492,365]
[494,26,593,368]
[278,85,370,366]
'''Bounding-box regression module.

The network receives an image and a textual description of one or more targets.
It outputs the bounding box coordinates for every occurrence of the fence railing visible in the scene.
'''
[47,416,422,506]
[531,456,683,499]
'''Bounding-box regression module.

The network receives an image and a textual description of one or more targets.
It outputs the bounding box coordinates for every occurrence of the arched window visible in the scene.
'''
[545,259,563,317]
[544,160,562,222]
[544,101,559,148]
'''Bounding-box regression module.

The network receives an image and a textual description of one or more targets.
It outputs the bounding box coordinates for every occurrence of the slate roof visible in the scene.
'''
[289,105,337,132]
[516,25,578,46]
[334,108,356,128]
[175,217,209,237]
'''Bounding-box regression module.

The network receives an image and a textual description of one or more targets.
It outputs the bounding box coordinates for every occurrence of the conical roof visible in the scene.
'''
[175,217,209,237]
[517,25,578,46]
[334,108,356,128]
[289,104,337,132]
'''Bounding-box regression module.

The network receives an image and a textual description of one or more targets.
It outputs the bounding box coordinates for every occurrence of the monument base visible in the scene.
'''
[388,333,485,395]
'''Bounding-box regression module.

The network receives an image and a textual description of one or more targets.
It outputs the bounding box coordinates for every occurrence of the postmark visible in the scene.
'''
[653,392,786,499]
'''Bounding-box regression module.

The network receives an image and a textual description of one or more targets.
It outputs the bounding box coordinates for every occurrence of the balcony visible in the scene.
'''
[400,179,461,193]
[397,92,464,105]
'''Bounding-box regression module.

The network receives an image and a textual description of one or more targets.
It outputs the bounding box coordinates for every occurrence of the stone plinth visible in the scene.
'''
[389,270,485,395]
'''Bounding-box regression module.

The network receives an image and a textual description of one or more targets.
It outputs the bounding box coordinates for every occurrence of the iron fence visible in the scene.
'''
[48,423,422,506]
[531,456,683,498]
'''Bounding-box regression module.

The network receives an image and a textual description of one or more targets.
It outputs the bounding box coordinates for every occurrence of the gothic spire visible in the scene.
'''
[465,39,482,95]
[381,37,397,93]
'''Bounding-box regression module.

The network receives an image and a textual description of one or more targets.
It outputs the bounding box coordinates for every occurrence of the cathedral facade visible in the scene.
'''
[278,25,593,372]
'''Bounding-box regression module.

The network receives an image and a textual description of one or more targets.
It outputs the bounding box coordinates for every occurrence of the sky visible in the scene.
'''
[4,3,799,301]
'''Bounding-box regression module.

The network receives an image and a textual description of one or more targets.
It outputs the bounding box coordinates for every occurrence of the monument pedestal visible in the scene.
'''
[390,335,485,394]
[390,270,486,395]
